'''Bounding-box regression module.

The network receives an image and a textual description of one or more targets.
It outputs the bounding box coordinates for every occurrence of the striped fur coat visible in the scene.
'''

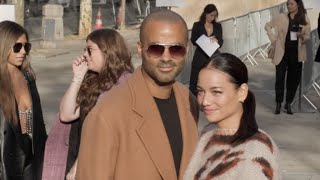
[184,124,281,180]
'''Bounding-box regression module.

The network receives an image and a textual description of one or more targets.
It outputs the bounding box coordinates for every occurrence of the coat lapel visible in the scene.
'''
[129,68,177,180]
[172,84,198,180]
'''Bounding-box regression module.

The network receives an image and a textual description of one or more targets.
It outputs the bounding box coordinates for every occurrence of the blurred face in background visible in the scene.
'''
[83,40,106,73]
[287,0,298,14]
[205,11,218,23]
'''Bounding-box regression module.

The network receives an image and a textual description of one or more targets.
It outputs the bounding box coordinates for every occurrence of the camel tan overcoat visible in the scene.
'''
[76,67,199,180]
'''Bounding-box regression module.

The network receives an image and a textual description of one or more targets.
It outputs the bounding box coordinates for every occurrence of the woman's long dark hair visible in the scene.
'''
[0,21,34,125]
[76,29,134,118]
[199,4,218,24]
[205,53,258,143]
[291,0,307,25]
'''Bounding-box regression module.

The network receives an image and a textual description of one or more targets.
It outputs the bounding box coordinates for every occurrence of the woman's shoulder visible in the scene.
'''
[214,22,223,29]
[192,21,203,27]
[245,129,279,155]
[214,21,222,25]
[117,72,132,84]
[23,70,35,82]
[97,72,132,102]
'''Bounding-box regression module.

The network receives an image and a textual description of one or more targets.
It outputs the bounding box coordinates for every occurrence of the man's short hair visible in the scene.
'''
[139,9,188,43]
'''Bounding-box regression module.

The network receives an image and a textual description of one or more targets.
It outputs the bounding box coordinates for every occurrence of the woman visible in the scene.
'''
[58,29,134,180]
[184,53,280,180]
[189,4,223,96]
[0,21,47,180]
[265,0,310,114]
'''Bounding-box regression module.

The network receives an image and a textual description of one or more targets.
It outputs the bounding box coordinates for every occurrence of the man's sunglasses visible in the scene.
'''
[145,43,187,59]
[12,43,32,54]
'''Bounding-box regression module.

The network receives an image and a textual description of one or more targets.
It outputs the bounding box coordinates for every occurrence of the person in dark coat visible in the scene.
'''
[0,21,47,180]
[189,4,223,96]
[315,12,320,62]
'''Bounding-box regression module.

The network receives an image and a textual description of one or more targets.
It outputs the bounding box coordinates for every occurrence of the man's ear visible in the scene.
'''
[137,41,142,57]
[238,83,249,103]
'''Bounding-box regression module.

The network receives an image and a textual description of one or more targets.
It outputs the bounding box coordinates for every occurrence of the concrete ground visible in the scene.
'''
[29,29,320,179]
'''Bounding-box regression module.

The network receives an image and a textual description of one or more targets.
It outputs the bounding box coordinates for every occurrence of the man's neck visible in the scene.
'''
[142,70,173,99]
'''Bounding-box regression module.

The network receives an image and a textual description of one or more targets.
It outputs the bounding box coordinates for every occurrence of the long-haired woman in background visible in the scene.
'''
[0,20,47,180]
[189,4,224,96]
[58,29,134,180]
[265,0,310,114]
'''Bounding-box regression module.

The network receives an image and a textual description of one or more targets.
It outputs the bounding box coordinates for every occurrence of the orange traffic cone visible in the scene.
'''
[115,6,122,29]
[95,6,103,29]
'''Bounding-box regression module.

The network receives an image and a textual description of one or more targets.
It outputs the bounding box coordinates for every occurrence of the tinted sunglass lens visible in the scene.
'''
[169,45,186,59]
[147,45,165,58]
[13,43,23,53]
[83,48,91,56]
[24,43,32,53]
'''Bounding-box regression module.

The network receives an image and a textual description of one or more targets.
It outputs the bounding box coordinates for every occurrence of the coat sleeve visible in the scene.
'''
[76,106,119,180]
[191,22,202,46]
[216,23,224,47]
[265,14,281,44]
[301,14,311,44]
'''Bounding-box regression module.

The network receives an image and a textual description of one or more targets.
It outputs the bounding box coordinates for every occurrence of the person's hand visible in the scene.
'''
[66,162,77,180]
[296,32,303,38]
[72,55,88,80]
[209,36,218,43]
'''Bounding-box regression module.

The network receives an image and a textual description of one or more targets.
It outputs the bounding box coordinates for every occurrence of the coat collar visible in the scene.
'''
[127,67,197,180]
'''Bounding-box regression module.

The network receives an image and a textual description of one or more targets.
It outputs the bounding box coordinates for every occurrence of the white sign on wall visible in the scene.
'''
[304,0,320,9]
[0,5,15,22]
[156,0,184,7]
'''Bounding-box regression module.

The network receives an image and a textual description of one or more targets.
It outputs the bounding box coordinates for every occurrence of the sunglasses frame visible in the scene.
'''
[84,47,100,56]
[12,42,32,54]
[144,43,187,60]
[84,47,92,56]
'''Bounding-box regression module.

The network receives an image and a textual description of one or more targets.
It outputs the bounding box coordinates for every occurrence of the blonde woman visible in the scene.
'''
[0,21,47,180]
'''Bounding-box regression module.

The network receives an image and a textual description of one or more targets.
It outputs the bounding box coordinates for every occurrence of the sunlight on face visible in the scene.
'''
[7,34,28,69]
[138,21,188,85]
[84,40,105,73]
[196,68,245,128]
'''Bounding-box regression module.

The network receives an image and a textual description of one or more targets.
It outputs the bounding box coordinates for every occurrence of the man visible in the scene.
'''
[77,9,199,180]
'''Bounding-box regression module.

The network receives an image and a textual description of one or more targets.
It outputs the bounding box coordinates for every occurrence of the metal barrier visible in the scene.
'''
[178,3,320,111]
[294,29,320,110]
[178,4,284,83]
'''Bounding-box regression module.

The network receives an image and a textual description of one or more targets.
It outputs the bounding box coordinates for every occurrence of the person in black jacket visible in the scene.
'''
[189,4,223,96]
[0,21,47,180]
[315,12,320,62]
